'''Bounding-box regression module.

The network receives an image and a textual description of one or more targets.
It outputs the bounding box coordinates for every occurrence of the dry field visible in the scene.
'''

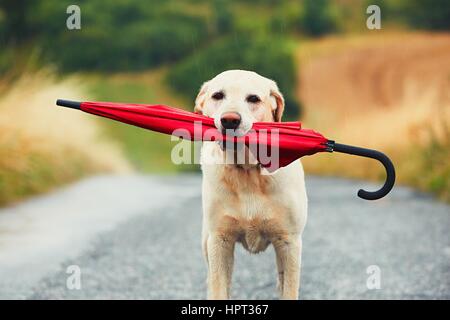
[297,32,450,200]
[0,70,130,205]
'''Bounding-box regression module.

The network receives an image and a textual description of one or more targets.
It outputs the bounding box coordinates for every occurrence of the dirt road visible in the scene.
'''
[0,175,448,299]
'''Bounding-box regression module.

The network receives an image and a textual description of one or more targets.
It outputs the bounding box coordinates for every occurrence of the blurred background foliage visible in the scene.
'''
[166,35,300,119]
[2,0,449,93]
[0,0,449,205]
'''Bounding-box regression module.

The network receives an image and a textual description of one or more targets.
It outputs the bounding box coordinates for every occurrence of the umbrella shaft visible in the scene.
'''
[56,99,81,110]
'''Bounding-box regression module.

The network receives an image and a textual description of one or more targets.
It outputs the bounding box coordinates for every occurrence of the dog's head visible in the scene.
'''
[194,70,284,136]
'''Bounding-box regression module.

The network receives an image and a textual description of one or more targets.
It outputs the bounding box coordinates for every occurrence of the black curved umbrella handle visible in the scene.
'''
[328,141,395,200]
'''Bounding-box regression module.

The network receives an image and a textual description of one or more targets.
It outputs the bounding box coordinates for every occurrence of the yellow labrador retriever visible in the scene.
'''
[195,70,307,300]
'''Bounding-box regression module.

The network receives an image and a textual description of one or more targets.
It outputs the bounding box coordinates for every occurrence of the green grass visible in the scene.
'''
[408,124,450,202]
[0,71,131,206]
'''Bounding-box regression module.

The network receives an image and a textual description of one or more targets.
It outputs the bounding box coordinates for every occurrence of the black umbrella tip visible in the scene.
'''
[56,99,81,110]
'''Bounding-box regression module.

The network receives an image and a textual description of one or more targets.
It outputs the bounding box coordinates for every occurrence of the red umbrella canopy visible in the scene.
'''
[78,101,329,171]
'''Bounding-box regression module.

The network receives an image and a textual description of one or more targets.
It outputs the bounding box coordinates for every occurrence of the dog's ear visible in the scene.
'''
[270,82,285,122]
[194,81,209,114]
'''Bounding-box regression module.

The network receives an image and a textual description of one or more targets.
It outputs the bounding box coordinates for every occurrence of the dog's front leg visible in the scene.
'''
[273,235,302,300]
[206,233,235,299]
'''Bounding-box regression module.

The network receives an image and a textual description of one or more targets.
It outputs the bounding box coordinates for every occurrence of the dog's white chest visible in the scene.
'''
[202,161,307,255]
[238,191,272,218]
[225,192,281,254]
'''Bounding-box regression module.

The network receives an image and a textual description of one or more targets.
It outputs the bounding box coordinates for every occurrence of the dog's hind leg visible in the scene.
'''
[206,233,235,299]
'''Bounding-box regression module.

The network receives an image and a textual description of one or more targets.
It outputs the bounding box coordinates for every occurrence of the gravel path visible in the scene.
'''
[0,174,448,299]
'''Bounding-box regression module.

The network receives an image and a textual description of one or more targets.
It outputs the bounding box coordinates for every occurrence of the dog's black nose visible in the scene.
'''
[221,112,241,130]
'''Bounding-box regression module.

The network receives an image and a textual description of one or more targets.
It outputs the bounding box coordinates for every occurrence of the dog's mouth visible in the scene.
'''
[218,128,244,151]
[218,139,235,151]
[216,138,260,168]
[220,127,248,137]
[214,116,252,138]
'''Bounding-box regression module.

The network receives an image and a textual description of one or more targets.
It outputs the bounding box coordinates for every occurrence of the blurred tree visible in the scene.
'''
[0,0,36,42]
[366,0,450,30]
[167,35,301,120]
[31,1,210,71]
[269,2,302,34]
[300,0,337,36]
[401,0,450,30]
[212,0,233,34]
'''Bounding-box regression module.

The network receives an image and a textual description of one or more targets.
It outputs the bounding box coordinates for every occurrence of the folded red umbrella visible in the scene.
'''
[57,99,395,200]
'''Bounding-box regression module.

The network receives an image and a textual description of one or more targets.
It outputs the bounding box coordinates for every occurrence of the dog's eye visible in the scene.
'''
[246,95,261,103]
[212,91,225,100]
